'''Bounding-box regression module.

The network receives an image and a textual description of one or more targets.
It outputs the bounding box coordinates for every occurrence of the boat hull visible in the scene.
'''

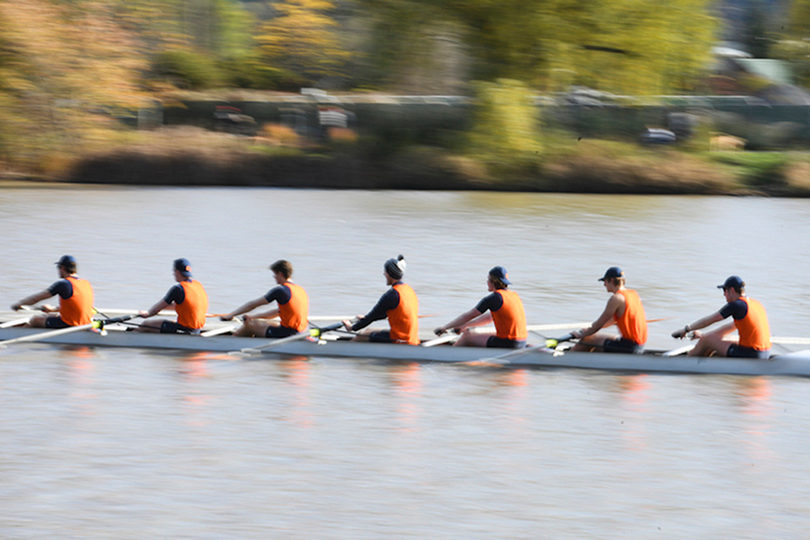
[1,327,809,376]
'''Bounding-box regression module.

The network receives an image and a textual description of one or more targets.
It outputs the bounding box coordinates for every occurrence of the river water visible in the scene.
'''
[1,187,809,538]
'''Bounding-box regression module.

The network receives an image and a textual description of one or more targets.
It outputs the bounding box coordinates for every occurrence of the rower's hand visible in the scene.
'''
[41,304,56,313]
[138,310,151,319]
[220,314,234,321]
[342,319,355,332]
[672,327,688,339]
[434,326,446,336]
[571,329,584,340]
[10,303,21,311]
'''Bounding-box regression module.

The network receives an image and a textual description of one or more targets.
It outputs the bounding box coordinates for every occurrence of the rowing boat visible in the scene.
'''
[2,324,810,376]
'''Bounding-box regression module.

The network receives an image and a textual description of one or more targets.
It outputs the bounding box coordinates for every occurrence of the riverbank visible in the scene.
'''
[5,127,810,196]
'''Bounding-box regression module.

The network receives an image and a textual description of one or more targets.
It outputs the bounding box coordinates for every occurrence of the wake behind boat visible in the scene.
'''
[2,322,810,377]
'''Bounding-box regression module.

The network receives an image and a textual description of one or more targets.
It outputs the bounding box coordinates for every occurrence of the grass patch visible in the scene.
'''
[706,151,789,187]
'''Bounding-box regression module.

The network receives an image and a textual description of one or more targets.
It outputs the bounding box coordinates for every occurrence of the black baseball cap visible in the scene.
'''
[55,255,76,267]
[718,276,744,290]
[598,267,624,281]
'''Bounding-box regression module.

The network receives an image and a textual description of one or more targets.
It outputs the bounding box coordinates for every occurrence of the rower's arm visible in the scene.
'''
[140,299,170,319]
[435,308,481,334]
[11,289,53,311]
[576,295,622,338]
[222,297,269,320]
[686,311,724,332]
[672,311,724,338]
[464,310,494,329]
[249,308,280,320]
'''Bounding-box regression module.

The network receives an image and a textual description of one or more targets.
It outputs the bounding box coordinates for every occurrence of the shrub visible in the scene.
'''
[151,49,222,90]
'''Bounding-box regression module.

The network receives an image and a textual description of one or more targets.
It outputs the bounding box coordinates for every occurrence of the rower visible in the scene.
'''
[342,255,419,345]
[672,275,771,358]
[571,267,648,353]
[137,258,209,334]
[221,260,309,338]
[434,266,527,348]
[10,255,94,328]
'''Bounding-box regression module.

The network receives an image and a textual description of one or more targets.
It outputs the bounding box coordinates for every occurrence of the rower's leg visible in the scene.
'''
[136,319,164,333]
[232,319,269,337]
[454,329,493,347]
[689,328,732,357]
[26,314,49,328]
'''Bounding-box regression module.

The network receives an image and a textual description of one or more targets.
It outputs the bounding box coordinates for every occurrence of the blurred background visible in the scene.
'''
[3,0,810,192]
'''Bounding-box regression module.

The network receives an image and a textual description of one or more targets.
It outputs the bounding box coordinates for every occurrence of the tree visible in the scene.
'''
[0,0,147,170]
[255,0,350,85]
[357,0,718,95]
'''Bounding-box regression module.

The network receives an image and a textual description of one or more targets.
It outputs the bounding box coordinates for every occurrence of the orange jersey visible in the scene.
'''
[735,297,771,351]
[59,276,94,326]
[176,280,208,330]
[491,289,527,341]
[278,282,309,332]
[389,283,419,345]
[615,289,648,345]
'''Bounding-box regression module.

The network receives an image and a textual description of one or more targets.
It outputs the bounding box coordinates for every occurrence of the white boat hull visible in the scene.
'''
[2,326,809,376]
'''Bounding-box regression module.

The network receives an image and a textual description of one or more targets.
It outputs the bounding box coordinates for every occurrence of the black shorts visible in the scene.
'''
[159,320,200,335]
[602,338,644,354]
[727,344,770,359]
[265,325,299,338]
[368,330,393,343]
[486,336,526,349]
[368,330,413,344]
[44,316,70,329]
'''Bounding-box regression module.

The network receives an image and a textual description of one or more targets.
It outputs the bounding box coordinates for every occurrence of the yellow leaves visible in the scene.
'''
[469,79,542,161]
[256,0,350,80]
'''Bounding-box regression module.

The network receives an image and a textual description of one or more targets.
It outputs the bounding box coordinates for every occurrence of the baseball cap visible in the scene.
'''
[489,266,511,285]
[718,276,744,290]
[173,258,193,278]
[598,266,624,281]
[55,255,76,267]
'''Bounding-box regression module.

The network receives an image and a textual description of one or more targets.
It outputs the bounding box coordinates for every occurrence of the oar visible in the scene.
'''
[201,323,240,337]
[0,314,138,347]
[526,318,670,332]
[0,322,98,347]
[0,316,33,329]
[662,344,695,357]
[421,333,460,347]
[230,321,345,356]
[771,337,810,345]
[461,334,574,367]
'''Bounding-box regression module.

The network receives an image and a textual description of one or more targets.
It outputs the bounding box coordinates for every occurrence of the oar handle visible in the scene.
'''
[544,333,574,348]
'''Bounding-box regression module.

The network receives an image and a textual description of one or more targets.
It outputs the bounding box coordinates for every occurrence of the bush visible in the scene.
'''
[151,49,223,90]
[709,151,789,187]
[467,79,543,163]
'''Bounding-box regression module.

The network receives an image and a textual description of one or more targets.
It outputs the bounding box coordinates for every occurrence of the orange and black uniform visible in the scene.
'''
[615,289,647,345]
[264,282,309,334]
[351,281,419,345]
[475,288,527,348]
[720,297,771,358]
[164,279,208,332]
[47,276,94,326]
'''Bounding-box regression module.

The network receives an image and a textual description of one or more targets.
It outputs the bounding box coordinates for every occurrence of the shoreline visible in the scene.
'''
[5,144,810,197]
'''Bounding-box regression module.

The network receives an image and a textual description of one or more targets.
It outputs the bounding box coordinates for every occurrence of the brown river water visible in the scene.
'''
[1,187,809,538]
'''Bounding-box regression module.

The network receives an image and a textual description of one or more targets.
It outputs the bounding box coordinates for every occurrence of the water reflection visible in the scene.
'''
[278,358,314,429]
[387,362,422,432]
[61,346,99,416]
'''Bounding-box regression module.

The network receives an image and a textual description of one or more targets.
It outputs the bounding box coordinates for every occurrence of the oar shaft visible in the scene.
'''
[0,322,96,346]
[0,316,32,329]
